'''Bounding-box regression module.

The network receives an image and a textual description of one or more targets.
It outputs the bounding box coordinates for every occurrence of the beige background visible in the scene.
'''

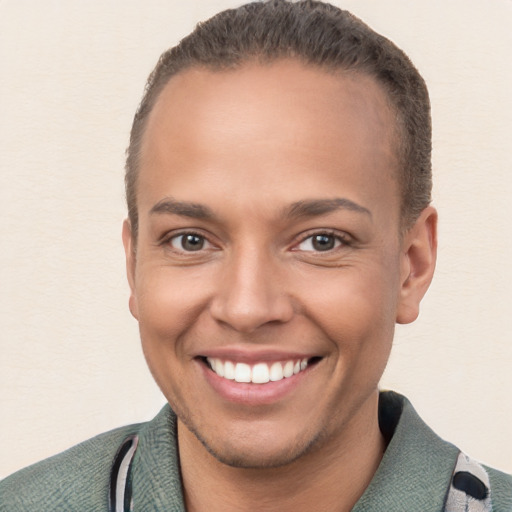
[1,0,511,478]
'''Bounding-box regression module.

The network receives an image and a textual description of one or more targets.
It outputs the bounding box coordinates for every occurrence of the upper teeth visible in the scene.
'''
[206,358,309,384]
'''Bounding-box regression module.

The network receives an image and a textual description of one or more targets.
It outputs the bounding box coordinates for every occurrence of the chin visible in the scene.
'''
[200,438,317,470]
[185,419,325,470]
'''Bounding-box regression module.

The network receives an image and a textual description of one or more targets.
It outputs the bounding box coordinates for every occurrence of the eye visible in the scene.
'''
[297,233,344,252]
[169,233,210,252]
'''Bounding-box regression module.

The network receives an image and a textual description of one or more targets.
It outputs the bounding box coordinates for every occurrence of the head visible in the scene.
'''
[125,0,432,239]
[122,0,437,470]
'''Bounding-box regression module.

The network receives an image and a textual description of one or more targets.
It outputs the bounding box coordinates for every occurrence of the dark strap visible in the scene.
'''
[109,435,139,512]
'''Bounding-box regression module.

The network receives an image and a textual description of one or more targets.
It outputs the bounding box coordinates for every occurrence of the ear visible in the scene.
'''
[122,219,139,320]
[396,206,437,324]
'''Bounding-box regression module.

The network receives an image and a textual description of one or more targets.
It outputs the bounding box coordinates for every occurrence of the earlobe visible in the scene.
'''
[396,206,437,325]
[122,219,139,320]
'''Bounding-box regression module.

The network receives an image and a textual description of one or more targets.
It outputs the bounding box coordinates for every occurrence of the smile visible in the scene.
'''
[206,358,311,384]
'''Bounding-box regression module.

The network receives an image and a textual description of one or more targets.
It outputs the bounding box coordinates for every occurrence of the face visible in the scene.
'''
[123,60,436,468]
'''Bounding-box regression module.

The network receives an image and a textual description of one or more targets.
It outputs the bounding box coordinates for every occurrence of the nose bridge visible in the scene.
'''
[210,242,293,333]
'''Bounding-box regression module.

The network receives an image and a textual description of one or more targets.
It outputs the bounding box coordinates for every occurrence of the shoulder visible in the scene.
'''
[355,391,512,511]
[486,465,512,512]
[394,391,512,510]
[0,422,143,511]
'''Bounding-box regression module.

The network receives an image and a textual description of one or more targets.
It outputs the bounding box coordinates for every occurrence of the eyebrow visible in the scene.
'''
[149,196,371,222]
[149,197,215,220]
[285,198,372,219]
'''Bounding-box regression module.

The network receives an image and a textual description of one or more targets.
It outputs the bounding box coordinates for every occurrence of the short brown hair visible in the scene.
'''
[126,0,431,236]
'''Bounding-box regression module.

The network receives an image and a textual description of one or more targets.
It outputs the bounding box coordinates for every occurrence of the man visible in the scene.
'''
[1,1,511,510]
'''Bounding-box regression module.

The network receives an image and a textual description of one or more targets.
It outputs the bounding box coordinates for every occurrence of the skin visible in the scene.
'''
[123,60,437,511]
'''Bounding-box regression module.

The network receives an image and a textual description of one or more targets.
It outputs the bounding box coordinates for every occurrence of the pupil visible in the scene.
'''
[312,234,334,251]
[182,235,203,251]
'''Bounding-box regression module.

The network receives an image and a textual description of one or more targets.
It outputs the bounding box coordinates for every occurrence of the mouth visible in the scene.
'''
[202,356,322,384]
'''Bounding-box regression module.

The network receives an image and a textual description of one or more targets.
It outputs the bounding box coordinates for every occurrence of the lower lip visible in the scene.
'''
[199,361,311,406]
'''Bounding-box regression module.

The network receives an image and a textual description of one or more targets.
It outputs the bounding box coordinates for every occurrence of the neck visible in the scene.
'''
[178,392,386,512]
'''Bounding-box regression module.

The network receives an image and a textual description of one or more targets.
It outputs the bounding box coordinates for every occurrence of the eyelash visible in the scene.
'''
[161,229,351,255]
[161,230,215,253]
[293,230,351,253]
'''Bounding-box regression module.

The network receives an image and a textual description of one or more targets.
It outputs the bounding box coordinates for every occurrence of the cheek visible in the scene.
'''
[299,261,400,351]
[134,268,210,404]
[134,265,212,353]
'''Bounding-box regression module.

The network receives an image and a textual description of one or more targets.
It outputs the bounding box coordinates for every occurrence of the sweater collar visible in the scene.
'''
[131,405,185,511]
[353,391,458,511]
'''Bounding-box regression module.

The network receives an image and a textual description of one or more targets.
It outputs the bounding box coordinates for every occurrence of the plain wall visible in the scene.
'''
[1,0,511,478]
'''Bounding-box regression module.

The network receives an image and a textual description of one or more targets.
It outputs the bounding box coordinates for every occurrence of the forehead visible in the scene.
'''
[138,60,399,221]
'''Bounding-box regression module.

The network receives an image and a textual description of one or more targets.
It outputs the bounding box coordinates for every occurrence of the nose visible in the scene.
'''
[209,247,294,333]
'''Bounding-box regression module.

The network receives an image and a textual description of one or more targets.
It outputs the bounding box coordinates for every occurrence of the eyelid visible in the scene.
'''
[159,228,351,253]
[160,229,218,252]
[291,229,352,252]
